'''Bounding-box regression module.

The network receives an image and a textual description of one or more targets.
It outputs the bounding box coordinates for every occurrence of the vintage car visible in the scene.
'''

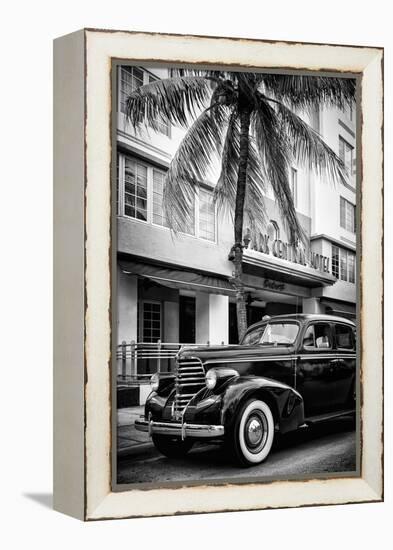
[135,314,356,466]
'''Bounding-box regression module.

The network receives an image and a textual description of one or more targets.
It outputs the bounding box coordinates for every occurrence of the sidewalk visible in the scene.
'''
[117,406,153,456]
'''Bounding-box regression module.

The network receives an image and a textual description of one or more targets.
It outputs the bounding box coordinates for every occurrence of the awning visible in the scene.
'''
[119,260,235,296]
[243,250,337,288]
[321,299,356,319]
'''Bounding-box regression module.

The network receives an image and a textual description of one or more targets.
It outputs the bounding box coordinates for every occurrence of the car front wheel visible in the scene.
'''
[152,435,194,459]
[230,399,274,467]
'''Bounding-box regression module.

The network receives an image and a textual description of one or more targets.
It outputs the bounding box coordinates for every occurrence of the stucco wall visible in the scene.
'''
[117,271,138,343]
[116,66,357,311]
[118,215,234,277]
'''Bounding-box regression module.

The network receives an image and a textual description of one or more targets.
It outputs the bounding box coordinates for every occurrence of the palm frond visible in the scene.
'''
[168,67,223,82]
[213,109,238,215]
[243,141,269,236]
[214,110,268,236]
[125,76,213,131]
[262,93,348,185]
[163,105,227,232]
[252,97,306,245]
[261,75,356,111]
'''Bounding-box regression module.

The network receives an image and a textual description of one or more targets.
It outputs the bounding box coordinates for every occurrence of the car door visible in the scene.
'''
[240,322,297,388]
[296,322,340,417]
[332,322,356,408]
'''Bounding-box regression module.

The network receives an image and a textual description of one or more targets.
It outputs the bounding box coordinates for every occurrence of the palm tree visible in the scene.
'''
[126,69,355,340]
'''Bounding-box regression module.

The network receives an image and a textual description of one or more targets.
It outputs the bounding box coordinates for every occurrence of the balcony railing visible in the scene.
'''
[116,340,218,385]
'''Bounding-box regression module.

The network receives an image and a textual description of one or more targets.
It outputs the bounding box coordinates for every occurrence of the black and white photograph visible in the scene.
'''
[114,63,359,487]
[1,0,388,537]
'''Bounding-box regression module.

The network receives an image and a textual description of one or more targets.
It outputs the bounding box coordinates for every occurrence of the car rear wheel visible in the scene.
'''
[152,435,194,459]
[230,399,274,467]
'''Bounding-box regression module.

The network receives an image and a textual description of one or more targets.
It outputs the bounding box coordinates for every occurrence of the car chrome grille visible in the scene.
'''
[173,358,205,419]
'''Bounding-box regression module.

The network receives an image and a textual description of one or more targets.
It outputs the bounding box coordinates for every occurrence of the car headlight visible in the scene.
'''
[205,369,217,390]
[150,373,159,391]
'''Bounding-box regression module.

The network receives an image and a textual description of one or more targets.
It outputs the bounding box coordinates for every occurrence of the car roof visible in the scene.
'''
[246,313,356,331]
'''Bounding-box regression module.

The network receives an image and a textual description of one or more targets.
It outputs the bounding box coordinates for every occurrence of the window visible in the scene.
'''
[119,66,143,114]
[242,327,265,345]
[335,324,354,350]
[339,136,355,176]
[303,323,332,349]
[242,323,299,345]
[152,169,168,227]
[267,220,280,241]
[116,153,120,215]
[124,157,148,221]
[147,74,171,137]
[118,66,170,136]
[340,249,348,282]
[347,252,355,283]
[199,188,215,241]
[331,244,356,283]
[340,101,355,123]
[290,167,298,208]
[302,325,315,348]
[142,302,161,343]
[260,323,299,345]
[178,193,196,236]
[340,197,356,233]
[332,245,340,279]
[117,152,215,241]
[152,167,195,234]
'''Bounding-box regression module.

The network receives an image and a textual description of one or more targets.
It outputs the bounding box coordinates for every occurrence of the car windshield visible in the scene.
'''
[242,322,299,346]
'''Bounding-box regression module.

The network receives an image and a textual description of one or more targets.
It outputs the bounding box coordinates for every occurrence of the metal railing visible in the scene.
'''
[116,340,219,385]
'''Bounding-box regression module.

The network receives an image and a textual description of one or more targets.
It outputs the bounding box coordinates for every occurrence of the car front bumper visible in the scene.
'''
[135,416,225,439]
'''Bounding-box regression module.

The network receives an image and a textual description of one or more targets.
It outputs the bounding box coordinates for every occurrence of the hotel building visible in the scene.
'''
[115,65,357,404]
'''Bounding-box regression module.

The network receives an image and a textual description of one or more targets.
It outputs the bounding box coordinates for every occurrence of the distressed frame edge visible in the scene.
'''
[53,29,86,520]
[81,30,383,521]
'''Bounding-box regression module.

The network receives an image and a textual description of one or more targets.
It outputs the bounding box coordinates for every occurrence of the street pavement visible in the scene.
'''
[117,406,150,456]
[117,410,357,485]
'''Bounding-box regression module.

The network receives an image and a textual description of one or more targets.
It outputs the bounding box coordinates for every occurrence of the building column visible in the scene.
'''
[164,301,179,342]
[117,269,138,343]
[302,297,323,314]
[196,292,229,345]
[195,292,209,343]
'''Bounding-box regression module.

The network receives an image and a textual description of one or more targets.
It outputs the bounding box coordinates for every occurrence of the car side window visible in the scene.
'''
[335,324,354,350]
[242,327,265,345]
[303,323,332,350]
[303,325,315,348]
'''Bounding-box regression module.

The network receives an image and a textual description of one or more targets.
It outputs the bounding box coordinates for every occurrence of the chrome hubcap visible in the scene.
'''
[247,418,263,446]
[244,411,269,453]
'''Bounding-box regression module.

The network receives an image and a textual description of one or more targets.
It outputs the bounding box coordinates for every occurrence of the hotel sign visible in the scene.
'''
[248,233,330,274]
[263,278,286,291]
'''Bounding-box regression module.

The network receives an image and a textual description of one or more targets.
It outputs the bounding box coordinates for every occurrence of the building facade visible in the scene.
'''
[115,65,357,403]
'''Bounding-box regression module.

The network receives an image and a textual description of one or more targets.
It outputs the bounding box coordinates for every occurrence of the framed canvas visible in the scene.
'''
[53,28,383,521]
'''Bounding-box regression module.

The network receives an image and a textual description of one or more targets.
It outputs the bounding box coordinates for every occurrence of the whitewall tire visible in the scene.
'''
[231,399,274,466]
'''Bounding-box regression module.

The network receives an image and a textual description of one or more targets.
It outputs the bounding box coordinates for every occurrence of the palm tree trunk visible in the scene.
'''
[232,108,251,341]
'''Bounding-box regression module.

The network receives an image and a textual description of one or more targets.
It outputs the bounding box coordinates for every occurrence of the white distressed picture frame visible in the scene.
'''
[53,29,383,521]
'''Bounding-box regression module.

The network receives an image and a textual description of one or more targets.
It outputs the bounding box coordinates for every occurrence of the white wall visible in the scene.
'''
[196,292,229,344]
[117,270,138,343]
[209,294,229,344]
[302,297,324,314]
[311,104,356,242]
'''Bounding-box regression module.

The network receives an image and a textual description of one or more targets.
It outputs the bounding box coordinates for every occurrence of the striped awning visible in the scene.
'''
[119,260,235,295]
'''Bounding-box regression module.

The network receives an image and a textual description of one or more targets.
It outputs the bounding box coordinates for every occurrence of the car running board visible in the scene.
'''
[304,409,356,425]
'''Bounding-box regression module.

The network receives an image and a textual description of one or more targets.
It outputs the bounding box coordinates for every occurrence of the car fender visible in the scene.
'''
[217,376,305,434]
